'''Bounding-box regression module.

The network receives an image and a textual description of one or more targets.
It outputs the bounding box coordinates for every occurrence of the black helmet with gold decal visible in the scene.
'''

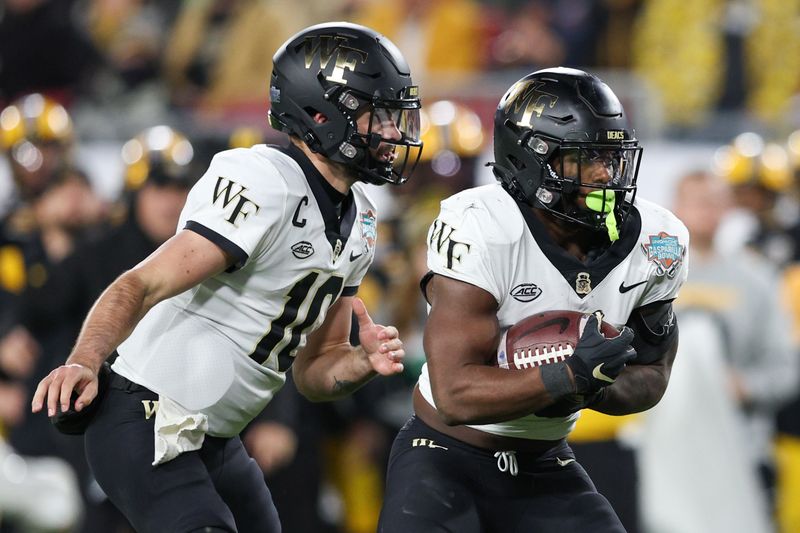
[491,67,642,239]
[268,22,423,185]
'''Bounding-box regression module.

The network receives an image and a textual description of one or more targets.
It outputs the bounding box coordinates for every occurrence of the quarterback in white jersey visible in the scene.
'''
[32,23,423,533]
[112,142,380,436]
[379,68,688,533]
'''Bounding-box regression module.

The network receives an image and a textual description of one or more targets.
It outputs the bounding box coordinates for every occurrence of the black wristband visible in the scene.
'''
[540,363,575,399]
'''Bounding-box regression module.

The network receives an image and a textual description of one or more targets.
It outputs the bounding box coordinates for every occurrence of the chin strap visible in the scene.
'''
[586,191,619,242]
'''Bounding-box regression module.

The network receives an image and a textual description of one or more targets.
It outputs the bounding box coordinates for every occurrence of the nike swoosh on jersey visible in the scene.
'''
[349,251,363,262]
[619,280,647,293]
[556,457,576,467]
[592,363,615,383]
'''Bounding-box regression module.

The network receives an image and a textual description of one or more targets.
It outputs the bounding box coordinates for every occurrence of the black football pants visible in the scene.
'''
[84,372,281,533]
[378,416,626,533]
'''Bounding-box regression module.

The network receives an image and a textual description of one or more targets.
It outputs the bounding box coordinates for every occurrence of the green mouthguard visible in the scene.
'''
[586,191,619,241]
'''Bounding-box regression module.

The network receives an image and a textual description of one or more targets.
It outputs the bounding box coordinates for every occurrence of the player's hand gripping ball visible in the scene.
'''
[495,310,632,417]
[495,310,620,370]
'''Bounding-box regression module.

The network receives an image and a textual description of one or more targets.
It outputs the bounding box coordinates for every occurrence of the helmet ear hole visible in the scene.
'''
[507,154,525,172]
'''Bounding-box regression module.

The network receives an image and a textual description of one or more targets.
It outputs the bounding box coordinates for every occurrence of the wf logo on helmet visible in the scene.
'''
[502,80,558,128]
[302,35,368,85]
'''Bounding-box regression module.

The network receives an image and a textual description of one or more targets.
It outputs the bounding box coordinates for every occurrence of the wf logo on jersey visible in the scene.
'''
[303,35,368,85]
[642,232,685,278]
[501,80,559,128]
[359,209,377,253]
[429,219,471,270]
[212,177,260,226]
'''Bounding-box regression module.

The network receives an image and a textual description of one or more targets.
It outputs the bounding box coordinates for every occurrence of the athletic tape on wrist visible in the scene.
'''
[540,363,574,399]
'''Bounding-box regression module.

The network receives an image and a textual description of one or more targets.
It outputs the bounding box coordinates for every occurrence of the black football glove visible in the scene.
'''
[565,312,636,395]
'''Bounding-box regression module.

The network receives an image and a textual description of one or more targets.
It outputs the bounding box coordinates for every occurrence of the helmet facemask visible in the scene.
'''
[538,140,641,240]
[322,85,423,185]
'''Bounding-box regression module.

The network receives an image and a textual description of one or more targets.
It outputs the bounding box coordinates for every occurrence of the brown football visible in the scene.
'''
[496,310,620,369]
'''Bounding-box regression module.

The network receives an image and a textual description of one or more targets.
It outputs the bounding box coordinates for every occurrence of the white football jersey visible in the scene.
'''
[113,144,378,436]
[417,183,689,440]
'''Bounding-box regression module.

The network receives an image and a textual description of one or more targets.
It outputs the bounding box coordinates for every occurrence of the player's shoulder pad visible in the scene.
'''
[635,197,689,254]
[351,182,379,215]
[437,184,524,245]
[634,196,690,245]
[203,145,304,203]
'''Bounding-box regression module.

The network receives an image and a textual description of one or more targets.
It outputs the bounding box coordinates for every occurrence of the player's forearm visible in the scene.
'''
[431,365,557,425]
[294,344,376,402]
[65,271,155,373]
[590,364,668,415]
[591,333,677,415]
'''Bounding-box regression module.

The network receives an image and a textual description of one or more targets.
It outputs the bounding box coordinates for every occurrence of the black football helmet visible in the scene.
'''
[268,22,423,185]
[491,68,642,240]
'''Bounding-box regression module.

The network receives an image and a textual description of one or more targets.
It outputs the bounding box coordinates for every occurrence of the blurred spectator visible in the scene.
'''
[0,0,101,102]
[0,94,106,374]
[713,132,798,266]
[1,94,76,206]
[0,93,103,533]
[669,170,798,527]
[772,127,800,533]
[595,0,642,68]
[490,1,565,70]
[76,0,177,128]
[0,439,83,532]
[490,0,639,71]
[633,0,800,127]
[638,310,773,533]
[163,0,339,107]
[6,125,198,533]
[18,125,199,340]
[632,0,724,127]
[83,0,177,92]
[0,94,108,261]
[353,0,487,88]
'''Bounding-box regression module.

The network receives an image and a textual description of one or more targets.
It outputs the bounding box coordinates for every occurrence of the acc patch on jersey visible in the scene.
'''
[359,209,377,253]
[642,232,685,278]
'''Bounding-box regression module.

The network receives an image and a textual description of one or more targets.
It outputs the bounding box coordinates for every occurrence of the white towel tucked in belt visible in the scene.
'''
[152,395,208,466]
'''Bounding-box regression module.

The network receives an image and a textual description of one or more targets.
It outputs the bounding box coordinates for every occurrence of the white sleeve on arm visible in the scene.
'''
[641,219,691,305]
[426,198,503,303]
[743,273,799,408]
[179,150,288,271]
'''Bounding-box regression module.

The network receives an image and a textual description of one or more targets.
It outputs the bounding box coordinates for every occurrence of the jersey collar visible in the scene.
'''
[516,200,642,297]
[282,143,357,255]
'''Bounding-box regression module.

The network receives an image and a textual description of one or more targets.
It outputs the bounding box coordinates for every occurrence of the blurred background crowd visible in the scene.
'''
[1,0,800,532]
